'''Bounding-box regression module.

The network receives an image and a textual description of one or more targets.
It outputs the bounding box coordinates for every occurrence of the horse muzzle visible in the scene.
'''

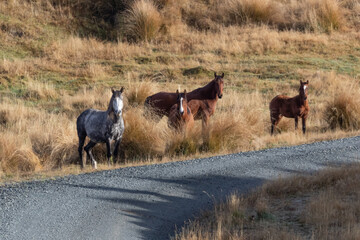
[218,94,223,99]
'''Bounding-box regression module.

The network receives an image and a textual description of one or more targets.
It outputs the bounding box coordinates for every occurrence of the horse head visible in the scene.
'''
[299,80,309,101]
[213,72,224,99]
[176,89,189,117]
[110,87,124,116]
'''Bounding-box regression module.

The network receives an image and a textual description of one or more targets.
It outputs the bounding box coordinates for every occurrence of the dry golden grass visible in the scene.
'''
[220,0,281,25]
[125,79,158,107]
[117,0,162,42]
[0,0,359,181]
[23,79,58,100]
[176,0,348,33]
[175,164,360,240]
[2,70,360,178]
[0,132,41,174]
[120,107,169,160]
[49,36,145,62]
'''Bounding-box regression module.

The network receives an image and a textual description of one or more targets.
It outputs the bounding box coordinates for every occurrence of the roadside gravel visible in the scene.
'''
[1,136,360,240]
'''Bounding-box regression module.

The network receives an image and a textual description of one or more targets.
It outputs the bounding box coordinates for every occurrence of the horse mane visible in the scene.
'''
[106,95,114,114]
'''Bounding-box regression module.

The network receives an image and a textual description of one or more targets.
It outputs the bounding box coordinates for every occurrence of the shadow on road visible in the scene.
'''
[64,174,264,240]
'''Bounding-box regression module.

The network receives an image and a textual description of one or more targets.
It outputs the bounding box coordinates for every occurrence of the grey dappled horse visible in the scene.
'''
[76,88,125,169]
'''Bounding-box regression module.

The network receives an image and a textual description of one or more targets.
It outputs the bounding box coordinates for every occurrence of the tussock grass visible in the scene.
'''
[166,128,200,156]
[23,79,58,100]
[126,80,158,107]
[62,87,111,117]
[0,0,360,181]
[0,132,41,174]
[2,71,360,176]
[324,93,360,130]
[175,164,360,240]
[120,107,168,160]
[320,72,360,130]
[117,0,162,42]
[49,36,144,62]
[220,0,281,25]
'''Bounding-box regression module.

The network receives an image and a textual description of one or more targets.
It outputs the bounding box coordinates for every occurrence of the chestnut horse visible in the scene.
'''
[269,80,309,135]
[168,90,194,133]
[145,72,224,118]
[187,97,219,139]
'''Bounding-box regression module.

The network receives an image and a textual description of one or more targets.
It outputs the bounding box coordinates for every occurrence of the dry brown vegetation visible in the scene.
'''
[0,0,360,180]
[174,163,360,240]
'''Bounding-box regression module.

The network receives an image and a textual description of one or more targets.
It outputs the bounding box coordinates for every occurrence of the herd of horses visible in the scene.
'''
[76,73,309,169]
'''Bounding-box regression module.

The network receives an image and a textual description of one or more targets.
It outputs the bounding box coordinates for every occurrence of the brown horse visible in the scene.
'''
[145,72,224,118]
[168,90,194,133]
[269,80,309,135]
[187,97,219,139]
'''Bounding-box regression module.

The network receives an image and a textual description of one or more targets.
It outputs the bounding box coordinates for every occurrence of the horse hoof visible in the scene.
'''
[93,161,97,169]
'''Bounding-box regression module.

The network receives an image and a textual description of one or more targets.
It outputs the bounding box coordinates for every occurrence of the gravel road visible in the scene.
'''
[1,136,360,240]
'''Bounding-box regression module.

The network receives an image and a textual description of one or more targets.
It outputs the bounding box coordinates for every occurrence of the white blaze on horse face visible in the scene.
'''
[304,85,307,91]
[179,97,184,115]
[113,96,123,115]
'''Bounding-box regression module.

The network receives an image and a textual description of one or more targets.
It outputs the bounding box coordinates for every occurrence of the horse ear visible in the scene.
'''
[111,89,115,94]
[221,72,224,78]
[214,72,217,78]
[176,89,179,94]
[120,87,124,93]
[306,80,309,84]
[300,80,303,85]
[184,89,187,99]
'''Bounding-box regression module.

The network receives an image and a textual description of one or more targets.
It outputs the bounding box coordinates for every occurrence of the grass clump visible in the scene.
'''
[324,93,360,130]
[0,132,41,174]
[120,107,168,160]
[221,0,280,25]
[117,0,162,42]
[321,73,360,130]
[315,0,345,32]
[126,80,157,107]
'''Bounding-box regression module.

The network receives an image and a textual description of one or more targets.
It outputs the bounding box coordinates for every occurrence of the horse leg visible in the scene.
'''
[202,114,210,142]
[113,139,121,164]
[78,134,86,169]
[295,117,299,131]
[271,114,282,135]
[106,139,112,166]
[84,141,97,169]
[271,117,275,135]
[302,116,307,134]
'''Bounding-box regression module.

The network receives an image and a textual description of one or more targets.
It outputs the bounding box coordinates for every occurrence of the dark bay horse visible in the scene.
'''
[145,72,224,118]
[168,90,194,133]
[269,80,309,135]
[76,88,125,169]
